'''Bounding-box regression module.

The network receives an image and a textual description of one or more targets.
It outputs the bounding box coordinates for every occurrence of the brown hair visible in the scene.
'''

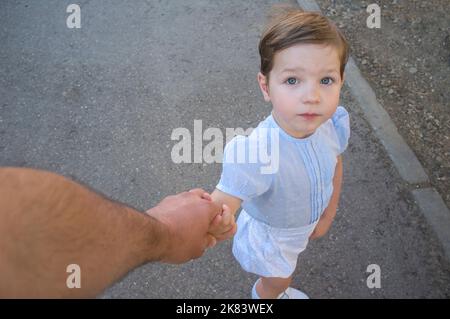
[259,5,349,82]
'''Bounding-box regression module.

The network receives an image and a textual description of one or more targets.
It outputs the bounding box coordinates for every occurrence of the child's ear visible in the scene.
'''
[257,72,271,102]
[340,72,346,87]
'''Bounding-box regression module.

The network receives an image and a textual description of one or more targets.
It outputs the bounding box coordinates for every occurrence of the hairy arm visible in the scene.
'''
[310,155,343,239]
[0,167,217,298]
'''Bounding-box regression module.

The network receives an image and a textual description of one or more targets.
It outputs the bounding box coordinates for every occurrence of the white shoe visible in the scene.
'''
[251,280,260,299]
[277,287,309,299]
[252,279,309,299]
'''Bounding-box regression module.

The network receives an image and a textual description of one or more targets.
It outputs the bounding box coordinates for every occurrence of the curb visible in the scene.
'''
[345,57,429,184]
[296,0,450,262]
[412,188,450,261]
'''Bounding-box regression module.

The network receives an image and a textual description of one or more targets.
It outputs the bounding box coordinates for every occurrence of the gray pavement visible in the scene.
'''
[1,0,449,298]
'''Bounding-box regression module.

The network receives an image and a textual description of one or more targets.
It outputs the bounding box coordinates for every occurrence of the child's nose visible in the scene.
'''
[301,83,320,104]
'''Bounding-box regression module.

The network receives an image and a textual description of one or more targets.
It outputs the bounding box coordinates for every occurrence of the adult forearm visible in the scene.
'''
[0,167,166,298]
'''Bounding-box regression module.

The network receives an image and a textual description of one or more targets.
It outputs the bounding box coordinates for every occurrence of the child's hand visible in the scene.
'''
[201,193,237,242]
[209,204,237,242]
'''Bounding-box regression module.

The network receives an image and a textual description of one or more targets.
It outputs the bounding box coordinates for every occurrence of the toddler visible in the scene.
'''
[209,7,350,299]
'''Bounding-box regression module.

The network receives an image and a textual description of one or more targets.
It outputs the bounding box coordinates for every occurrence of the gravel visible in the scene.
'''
[316,0,450,208]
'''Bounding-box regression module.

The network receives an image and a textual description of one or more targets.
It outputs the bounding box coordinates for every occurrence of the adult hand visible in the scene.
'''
[145,188,221,264]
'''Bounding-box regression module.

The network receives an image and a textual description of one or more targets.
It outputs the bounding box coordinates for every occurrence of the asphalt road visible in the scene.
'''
[1,0,449,298]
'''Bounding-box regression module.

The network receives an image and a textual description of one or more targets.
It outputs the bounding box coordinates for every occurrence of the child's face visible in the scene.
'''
[258,43,344,138]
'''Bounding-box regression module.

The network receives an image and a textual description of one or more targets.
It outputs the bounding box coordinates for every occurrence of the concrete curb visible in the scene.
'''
[296,0,450,262]
[412,188,450,261]
[345,57,429,184]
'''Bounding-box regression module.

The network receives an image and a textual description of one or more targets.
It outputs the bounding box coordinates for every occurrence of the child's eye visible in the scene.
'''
[321,77,334,85]
[286,77,298,85]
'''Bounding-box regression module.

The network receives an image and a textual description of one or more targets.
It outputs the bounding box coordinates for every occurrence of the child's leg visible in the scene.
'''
[255,275,292,299]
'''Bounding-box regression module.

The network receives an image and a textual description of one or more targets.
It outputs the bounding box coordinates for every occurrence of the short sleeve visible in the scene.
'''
[331,106,350,155]
[216,135,273,201]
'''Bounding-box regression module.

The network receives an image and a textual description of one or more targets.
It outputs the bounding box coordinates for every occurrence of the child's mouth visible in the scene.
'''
[297,113,320,120]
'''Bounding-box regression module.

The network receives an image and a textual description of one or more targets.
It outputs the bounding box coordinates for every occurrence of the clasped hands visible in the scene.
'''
[145,188,236,264]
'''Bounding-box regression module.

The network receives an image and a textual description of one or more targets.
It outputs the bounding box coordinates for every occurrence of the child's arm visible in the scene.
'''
[207,189,242,242]
[310,155,343,240]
